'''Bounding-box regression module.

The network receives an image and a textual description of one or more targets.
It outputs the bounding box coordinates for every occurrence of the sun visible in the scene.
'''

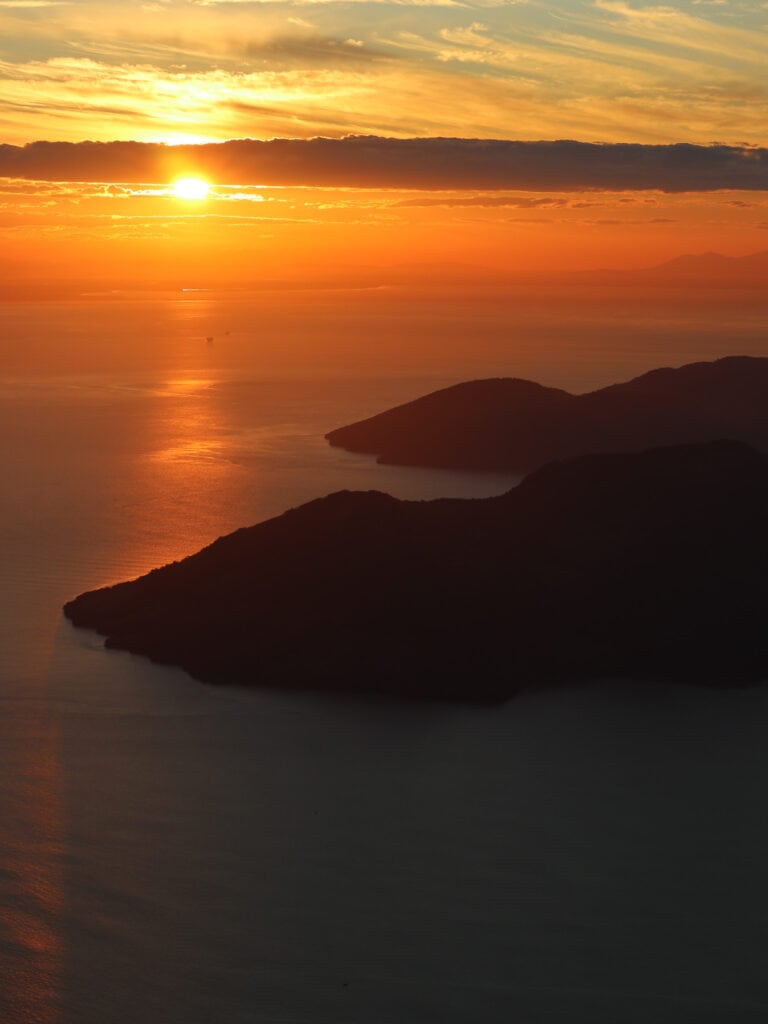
[173,177,210,200]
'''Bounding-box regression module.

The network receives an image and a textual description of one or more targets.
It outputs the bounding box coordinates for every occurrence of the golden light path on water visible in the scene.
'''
[1,361,242,1020]
[98,389,228,583]
[3,641,65,1023]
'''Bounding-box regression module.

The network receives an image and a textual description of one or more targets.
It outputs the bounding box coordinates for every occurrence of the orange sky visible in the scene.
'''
[1,1,766,288]
[3,174,767,291]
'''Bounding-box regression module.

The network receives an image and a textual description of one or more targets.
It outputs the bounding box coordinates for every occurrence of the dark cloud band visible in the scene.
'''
[1,137,767,191]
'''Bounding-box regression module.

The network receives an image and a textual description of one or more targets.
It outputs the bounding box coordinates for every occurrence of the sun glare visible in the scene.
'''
[173,177,210,200]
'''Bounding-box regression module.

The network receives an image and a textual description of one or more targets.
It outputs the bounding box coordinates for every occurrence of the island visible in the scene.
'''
[64,439,768,699]
[325,356,768,472]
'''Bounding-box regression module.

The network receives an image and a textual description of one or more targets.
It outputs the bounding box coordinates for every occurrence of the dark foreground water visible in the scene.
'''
[2,291,768,1023]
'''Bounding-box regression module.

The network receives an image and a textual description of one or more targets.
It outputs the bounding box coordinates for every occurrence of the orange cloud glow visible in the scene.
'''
[0,1,767,146]
[2,171,767,296]
[1,2,764,297]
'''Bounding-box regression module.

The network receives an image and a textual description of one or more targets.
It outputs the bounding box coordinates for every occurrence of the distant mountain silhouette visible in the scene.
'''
[326,356,768,472]
[571,249,768,288]
[64,440,768,698]
[646,249,768,279]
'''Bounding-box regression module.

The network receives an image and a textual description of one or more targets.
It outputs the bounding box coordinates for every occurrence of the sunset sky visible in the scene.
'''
[2,0,767,288]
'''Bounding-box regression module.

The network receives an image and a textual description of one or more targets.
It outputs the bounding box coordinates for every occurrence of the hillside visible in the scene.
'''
[326,356,768,472]
[64,440,768,698]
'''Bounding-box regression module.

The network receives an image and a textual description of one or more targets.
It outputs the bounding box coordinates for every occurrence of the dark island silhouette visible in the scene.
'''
[325,356,768,473]
[64,439,768,699]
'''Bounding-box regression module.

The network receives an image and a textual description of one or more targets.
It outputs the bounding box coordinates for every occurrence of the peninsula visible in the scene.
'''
[64,440,768,699]
[326,356,768,472]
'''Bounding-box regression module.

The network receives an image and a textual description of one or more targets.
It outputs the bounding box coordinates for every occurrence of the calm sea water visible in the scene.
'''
[2,290,768,1023]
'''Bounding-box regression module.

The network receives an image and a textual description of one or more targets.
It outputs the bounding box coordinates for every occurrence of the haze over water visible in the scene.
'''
[2,289,768,1023]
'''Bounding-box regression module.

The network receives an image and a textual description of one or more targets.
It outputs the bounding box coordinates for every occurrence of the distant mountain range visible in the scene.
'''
[657,250,768,275]
[575,249,768,287]
[3,249,765,299]
[64,439,768,698]
[345,249,768,289]
[327,356,768,473]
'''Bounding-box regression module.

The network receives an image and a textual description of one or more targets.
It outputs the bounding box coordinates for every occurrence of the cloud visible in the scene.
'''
[2,0,767,147]
[1,137,767,192]
[391,194,571,207]
[191,0,464,5]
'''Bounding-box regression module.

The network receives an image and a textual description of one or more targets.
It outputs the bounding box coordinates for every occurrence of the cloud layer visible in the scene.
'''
[2,137,767,191]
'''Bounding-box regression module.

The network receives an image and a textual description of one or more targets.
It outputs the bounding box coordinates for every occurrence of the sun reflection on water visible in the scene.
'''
[2,657,65,1022]
[104,373,250,580]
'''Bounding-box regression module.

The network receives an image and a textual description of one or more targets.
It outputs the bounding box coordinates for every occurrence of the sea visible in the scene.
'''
[2,286,768,1023]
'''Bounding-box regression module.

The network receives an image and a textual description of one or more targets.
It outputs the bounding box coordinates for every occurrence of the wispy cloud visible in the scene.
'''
[0,0,766,145]
[191,0,465,5]
[0,1,68,7]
